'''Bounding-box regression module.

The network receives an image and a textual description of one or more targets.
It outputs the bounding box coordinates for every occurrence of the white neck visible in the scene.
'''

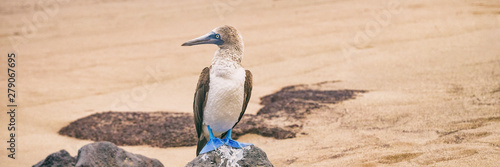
[212,47,243,66]
[211,47,243,77]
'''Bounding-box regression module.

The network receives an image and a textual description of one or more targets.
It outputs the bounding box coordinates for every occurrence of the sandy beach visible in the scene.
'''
[1,0,499,166]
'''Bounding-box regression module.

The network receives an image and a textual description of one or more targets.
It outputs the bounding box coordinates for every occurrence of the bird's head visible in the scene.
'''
[182,25,243,50]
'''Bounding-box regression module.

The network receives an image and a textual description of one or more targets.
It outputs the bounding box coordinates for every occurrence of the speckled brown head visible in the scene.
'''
[212,25,243,50]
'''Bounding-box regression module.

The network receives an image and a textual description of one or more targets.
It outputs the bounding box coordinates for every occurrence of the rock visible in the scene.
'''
[58,112,197,148]
[33,150,76,167]
[33,141,164,167]
[75,141,163,167]
[186,145,273,167]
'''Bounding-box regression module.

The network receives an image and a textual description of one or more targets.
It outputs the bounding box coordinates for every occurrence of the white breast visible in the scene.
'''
[203,67,246,137]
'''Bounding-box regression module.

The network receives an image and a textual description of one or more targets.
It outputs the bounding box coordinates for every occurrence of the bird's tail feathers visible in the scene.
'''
[196,136,208,156]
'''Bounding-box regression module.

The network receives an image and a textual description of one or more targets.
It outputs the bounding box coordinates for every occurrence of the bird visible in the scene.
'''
[182,25,253,156]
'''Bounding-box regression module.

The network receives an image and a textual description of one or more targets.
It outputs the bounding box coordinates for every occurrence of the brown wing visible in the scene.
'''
[233,70,252,128]
[194,67,210,156]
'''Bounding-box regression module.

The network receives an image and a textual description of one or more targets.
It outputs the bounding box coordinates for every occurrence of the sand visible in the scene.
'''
[1,0,499,166]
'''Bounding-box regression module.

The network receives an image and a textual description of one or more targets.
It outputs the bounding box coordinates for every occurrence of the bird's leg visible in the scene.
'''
[199,125,224,154]
[222,129,252,148]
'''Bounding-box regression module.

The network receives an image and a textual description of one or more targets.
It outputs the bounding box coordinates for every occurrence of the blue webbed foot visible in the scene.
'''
[199,125,224,155]
[222,129,253,148]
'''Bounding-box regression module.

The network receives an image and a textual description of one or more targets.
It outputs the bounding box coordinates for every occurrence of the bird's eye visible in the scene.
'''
[215,34,220,39]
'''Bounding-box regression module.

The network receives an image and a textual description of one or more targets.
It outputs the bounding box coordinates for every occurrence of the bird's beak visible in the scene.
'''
[182,31,223,46]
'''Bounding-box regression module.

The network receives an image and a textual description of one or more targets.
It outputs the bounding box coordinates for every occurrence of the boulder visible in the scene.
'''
[75,141,163,167]
[33,150,76,167]
[33,141,163,167]
[186,145,273,167]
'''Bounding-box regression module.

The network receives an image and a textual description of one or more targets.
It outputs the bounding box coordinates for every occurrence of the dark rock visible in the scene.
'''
[75,141,163,167]
[58,112,197,148]
[186,145,273,167]
[33,150,76,167]
[58,81,366,148]
[33,142,164,167]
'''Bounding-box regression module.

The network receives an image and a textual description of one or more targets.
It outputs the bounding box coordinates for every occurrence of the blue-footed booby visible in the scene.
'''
[182,25,252,156]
